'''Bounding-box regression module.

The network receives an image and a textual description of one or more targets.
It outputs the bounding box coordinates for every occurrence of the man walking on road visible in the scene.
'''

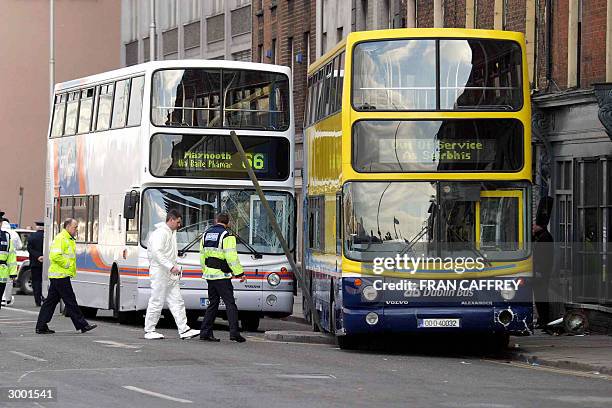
[28,221,45,306]
[144,209,200,340]
[199,213,246,343]
[35,218,97,334]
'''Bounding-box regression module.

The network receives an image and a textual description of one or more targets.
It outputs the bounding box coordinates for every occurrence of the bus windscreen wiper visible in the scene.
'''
[178,233,204,257]
[226,226,263,259]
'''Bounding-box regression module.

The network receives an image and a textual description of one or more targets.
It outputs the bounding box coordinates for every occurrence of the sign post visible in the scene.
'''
[229,131,323,332]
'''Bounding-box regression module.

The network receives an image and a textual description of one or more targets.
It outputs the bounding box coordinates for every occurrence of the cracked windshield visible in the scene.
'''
[141,188,294,254]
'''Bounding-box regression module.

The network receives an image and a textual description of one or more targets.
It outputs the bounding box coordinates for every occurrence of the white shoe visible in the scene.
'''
[179,329,200,339]
[144,331,164,340]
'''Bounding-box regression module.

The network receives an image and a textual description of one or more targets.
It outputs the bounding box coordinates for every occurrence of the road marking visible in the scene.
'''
[9,351,47,362]
[253,363,282,366]
[275,374,336,379]
[94,340,142,349]
[123,386,193,403]
[3,306,40,315]
[0,320,37,324]
[484,359,612,381]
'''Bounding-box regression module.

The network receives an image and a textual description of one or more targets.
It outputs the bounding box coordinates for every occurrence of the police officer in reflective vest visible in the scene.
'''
[0,226,17,334]
[35,218,97,334]
[199,213,247,343]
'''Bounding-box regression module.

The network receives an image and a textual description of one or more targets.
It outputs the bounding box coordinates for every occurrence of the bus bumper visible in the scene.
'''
[137,288,294,315]
[341,305,533,336]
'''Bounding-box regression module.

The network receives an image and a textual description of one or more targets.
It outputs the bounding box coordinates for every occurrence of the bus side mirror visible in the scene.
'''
[123,191,140,220]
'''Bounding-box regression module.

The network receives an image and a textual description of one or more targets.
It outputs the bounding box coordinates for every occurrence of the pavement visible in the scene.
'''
[2,293,612,407]
[281,289,612,375]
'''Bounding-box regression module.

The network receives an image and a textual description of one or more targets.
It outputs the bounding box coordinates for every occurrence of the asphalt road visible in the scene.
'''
[1,294,611,408]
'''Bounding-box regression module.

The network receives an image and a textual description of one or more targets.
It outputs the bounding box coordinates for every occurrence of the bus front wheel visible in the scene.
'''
[337,335,358,350]
[240,313,261,332]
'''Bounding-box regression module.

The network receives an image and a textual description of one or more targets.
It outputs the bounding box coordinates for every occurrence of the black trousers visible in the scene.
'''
[31,266,43,306]
[36,277,88,331]
[0,282,5,310]
[200,279,240,338]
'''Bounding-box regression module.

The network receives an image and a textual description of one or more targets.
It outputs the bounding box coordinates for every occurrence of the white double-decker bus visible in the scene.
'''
[44,60,296,331]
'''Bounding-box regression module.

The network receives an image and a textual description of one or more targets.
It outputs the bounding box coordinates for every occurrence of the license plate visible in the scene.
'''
[418,318,461,328]
[200,298,226,307]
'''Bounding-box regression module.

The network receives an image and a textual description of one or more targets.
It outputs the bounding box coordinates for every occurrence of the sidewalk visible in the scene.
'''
[509,332,612,375]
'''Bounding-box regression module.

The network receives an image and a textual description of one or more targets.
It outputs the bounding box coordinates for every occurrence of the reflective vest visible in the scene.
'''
[200,224,244,280]
[0,230,17,283]
[48,229,76,279]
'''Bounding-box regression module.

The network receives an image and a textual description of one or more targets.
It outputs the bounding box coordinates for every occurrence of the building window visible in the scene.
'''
[232,50,251,62]
[322,32,327,54]
[304,32,310,64]
[271,38,277,63]
[337,27,343,42]
[257,44,263,62]
[125,41,138,66]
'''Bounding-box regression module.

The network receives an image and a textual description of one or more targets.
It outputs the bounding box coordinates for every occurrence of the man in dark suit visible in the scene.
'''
[28,221,45,306]
[533,197,554,327]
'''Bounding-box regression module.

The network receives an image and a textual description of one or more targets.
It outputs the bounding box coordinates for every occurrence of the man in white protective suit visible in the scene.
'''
[143,209,200,340]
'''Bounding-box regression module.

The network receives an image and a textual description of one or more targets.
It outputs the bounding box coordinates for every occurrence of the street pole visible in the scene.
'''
[17,187,24,227]
[229,131,323,332]
[49,0,54,104]
[149,0,156,61]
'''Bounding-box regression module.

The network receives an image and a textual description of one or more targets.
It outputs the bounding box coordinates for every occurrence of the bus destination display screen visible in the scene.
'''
[150,134,290,180]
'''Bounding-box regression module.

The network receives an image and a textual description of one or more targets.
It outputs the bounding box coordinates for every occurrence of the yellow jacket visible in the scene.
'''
[48,229,76,279]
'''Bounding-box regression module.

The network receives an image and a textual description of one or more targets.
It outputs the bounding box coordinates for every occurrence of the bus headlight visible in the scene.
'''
[500,288,516,301]
[362,285,378,301]
[267,272,281,287]
[366,312,379,325]
[266,294,278,306]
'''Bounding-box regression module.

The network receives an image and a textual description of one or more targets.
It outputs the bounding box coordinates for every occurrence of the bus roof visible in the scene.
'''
[55,60,292,93]
[308,28,525,75]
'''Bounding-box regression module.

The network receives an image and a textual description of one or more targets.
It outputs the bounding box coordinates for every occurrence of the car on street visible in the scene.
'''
[1,228,35,306]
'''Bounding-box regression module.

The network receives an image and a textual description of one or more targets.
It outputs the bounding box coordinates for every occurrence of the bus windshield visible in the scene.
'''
[141,188,295,255]
[152,68,289,130]
[352,38,522,111]
[343,181,530,263]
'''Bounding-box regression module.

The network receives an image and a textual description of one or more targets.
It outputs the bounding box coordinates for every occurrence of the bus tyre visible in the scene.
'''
[240,313,261,332]
[80,306,98,319]
[19,268,33,295]
[337,335,358,350]
[186,311,201,329]
[491,333,510,351]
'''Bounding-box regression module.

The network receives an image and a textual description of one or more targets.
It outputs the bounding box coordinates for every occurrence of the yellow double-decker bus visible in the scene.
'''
[302,28,532,349]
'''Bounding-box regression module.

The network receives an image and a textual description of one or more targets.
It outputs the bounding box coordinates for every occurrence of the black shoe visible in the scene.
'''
[36,328,55,334]
[80,324,97,333]
[230,335,246,343]
[200,335,220,342]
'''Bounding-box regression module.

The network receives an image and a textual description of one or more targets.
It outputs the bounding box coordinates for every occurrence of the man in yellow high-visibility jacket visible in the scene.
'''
[0,225,17,335]
[199,213,246,343]
[35,218,97,334]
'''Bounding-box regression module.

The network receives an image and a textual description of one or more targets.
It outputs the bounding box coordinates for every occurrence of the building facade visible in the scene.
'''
[0,0,121,228]
[121,0,252,65]
[438,0,612,317]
